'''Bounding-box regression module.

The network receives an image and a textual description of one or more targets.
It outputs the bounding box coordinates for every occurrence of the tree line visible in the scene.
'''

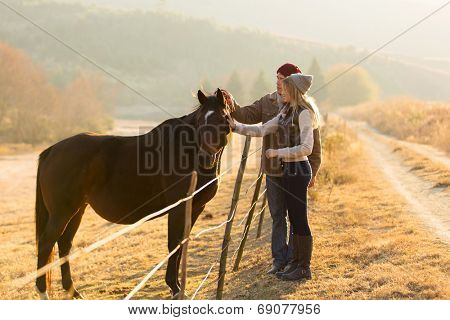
[203,58,379,109]
[0,42,112,145]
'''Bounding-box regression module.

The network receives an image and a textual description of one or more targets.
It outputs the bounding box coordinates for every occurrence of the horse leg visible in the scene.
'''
[36,216,69,299]
[176,205,205,276]
[166,204,205,298]
[58,204,86,299]
[165,205,184,297]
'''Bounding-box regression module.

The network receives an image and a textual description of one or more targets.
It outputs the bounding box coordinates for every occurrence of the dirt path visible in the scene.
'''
[345,119,450,243]
[396,140,450,169]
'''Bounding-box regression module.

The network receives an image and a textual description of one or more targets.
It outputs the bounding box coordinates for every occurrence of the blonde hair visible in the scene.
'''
[282,77,321,129]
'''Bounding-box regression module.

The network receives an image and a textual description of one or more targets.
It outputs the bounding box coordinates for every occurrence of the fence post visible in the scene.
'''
[216,136,252,300]
[178,171,198,300]
[232,165,263,271]
[256,190,267,239]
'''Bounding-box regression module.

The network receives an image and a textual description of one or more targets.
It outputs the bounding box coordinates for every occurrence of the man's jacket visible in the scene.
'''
[231,91,322,177]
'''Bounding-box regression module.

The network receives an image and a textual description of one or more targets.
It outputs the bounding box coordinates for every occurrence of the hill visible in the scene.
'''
[1,0,449,117]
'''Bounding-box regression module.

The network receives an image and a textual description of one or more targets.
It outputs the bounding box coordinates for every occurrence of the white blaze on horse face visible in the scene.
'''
[204,110,214,124]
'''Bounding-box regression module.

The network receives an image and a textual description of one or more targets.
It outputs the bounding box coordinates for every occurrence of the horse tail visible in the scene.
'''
[35,146,55,293]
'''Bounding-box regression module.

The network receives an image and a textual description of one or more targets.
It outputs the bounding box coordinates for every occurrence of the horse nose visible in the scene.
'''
[198,148,217,169]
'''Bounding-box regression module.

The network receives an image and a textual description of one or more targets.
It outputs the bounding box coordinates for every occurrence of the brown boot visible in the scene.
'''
[280,235,312,281]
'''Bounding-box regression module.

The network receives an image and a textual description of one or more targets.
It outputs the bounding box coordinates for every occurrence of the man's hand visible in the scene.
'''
[223,90,237,113]
[265,149,278,159]
[308,175,316,188]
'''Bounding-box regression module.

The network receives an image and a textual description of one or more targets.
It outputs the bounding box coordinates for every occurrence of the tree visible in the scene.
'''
[307,58,327,103]
[0,42,58,143]
[0,42,111,144]
[325,64,379,107]
[250,70,271,101]
[226,71,245,103]
[58,73,112,137]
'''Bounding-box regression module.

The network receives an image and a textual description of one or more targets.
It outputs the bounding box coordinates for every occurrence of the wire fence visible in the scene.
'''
[123,137,267,300]
[125,185,268,300]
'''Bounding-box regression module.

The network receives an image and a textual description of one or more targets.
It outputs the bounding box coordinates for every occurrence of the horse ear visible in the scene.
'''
[197,90,208,105]
[216,88,226,107]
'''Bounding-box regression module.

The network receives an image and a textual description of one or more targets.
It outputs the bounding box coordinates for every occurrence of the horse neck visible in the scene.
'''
[142,109,198,137]
[144,108,223,176]
[178,109,199,126]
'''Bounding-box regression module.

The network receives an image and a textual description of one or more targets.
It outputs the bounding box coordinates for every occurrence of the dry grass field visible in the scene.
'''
[0,117,449,300]
[0,143,39,156]
[341,98,450,153]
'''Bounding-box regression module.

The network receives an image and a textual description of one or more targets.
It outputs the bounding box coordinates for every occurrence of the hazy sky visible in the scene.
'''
[60,0,450,60]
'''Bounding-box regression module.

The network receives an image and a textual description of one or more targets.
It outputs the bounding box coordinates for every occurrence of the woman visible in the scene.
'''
[226,73,320,281]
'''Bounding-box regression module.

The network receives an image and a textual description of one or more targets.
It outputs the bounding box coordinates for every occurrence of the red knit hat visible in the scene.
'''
[277,63,301,77]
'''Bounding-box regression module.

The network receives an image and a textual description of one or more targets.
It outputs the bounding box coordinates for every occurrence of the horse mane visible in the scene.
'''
[192,103,202,112]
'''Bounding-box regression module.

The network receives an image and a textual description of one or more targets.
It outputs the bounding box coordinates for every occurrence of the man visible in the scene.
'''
[231,63,322,274]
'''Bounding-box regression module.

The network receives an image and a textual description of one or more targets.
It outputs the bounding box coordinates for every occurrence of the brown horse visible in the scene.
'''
[35,89,234,299]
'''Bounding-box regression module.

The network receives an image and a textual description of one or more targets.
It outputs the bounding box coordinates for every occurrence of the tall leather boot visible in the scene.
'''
[280,235,312,281]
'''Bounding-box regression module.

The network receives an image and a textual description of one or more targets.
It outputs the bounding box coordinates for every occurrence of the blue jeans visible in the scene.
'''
[282,160,312,236]
[266,175,294,267]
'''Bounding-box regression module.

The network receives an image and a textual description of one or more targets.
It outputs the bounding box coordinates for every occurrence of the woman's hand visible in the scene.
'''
[265,148,278,158]
[308,175,316,188]
[225,113,236,130]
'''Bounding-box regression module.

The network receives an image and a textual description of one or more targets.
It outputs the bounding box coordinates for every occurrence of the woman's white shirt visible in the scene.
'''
[233,109,314,162]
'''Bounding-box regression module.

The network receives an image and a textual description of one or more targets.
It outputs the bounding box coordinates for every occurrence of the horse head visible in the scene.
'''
[195,88,234,169]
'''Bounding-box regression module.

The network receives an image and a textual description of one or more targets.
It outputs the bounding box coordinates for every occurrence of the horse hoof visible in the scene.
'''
[170,288,181,300]
[36,287,49,300]
[73,290,85,300]
[65,286,84,300]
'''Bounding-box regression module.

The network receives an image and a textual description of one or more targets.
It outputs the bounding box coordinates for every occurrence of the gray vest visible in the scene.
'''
[277,105,307,149]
